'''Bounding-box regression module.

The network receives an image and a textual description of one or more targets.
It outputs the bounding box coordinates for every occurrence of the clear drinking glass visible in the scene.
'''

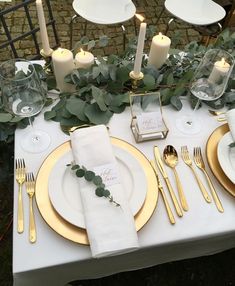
[176,49,235,135]
[0,59,50,153]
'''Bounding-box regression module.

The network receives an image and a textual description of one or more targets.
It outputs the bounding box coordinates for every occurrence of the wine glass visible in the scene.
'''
[0,59,50,153]
[176,49,235,135]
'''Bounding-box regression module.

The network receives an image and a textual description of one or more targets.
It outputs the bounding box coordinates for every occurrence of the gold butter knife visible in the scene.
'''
[154,146,183,217]
[150,160,176,224]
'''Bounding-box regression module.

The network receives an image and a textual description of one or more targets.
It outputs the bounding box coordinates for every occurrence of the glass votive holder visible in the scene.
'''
[130,91,168,143]
[190,49,234,101]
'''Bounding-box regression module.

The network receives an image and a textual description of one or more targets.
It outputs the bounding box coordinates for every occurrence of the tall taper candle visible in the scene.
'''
[133,22,147,78]
[36,0,52,56]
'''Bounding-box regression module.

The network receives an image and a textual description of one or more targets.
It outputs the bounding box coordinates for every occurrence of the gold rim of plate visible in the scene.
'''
[35,137,158,245]
[206,124,235,197]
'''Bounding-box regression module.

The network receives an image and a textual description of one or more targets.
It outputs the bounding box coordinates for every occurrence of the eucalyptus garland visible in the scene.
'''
[1,29,235,142]
[67,163,120,207]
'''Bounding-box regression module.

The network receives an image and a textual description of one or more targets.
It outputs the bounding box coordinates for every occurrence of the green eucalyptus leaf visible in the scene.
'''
[71,164,80,170]
[143,74,155,90]
[66,97,87,121]
[167,73,174,85]
[76,168,85,177]
[116,66,130,84]
[91,86,107,111]
[103,189,110,197]
[95,187,104,197]
[170,96,182,110]
[44,110,57,120]
[84,170,95,181]
[93,175,102,185]
[87,40,96,50]
[229,142,235,148]
[84,103,113,124]
[0,113,12,122]
[46,77,57,90]
[92,66,100,79]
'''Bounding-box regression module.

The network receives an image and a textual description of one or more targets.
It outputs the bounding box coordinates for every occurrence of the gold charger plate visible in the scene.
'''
[206,124,235,197]
[35,137,158,245]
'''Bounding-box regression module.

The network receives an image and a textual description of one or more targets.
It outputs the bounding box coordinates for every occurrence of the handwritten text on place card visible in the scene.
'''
[136,112,164,134]
[93,163,120,187]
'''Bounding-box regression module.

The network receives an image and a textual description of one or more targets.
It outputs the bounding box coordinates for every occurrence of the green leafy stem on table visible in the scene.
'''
[1,29,235,142]
[67,163,120,207]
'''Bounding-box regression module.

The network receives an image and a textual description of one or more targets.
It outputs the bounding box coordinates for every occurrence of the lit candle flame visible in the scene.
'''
[135,13,145,22]
[221,58,225,65]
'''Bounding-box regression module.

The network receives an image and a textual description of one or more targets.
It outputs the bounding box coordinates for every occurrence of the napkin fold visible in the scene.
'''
[70,125,139,258]
[226,109,235,141]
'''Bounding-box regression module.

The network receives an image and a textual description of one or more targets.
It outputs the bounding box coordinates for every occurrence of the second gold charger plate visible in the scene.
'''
[35,137,158,245]
[206,124,235,197]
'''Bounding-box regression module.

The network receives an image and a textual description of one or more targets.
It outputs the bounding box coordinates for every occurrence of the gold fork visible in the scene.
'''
[26,173,36,243]
[15,159,26,233]
[193,147,224,213]
[181,146,211,203]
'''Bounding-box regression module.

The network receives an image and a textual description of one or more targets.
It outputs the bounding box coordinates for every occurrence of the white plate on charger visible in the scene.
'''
[48,145,147,228]
[217,131,235,184]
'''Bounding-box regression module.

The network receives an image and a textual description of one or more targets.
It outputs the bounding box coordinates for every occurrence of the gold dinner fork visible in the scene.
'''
[193,147,224,213]
[181,146,211,203]
[15,159,26,233]
[26,173,36,243]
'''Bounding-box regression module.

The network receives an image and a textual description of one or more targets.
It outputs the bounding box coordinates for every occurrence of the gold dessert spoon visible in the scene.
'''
[163,145,189,212]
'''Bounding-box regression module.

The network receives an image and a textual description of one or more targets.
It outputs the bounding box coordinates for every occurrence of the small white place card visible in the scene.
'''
[136,111,164,134]
[93,163,120,187]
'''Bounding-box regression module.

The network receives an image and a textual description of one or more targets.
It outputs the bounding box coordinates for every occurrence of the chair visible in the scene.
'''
[156,0,226,36]
[69,0,137,50]
[0,0,60,60]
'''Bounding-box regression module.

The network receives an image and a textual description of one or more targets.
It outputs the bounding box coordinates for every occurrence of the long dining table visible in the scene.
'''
[13,96,235,286]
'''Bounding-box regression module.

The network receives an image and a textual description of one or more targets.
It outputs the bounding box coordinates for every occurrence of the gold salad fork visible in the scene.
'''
[193,147,224,213]
[181,146,211,203]
[15,159,26,233]
[26,173,36,243]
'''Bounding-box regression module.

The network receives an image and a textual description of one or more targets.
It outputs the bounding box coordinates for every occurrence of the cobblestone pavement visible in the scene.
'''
[0,0,201,62]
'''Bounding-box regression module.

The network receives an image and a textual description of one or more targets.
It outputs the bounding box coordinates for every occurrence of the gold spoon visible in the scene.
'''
[163,145,189,212]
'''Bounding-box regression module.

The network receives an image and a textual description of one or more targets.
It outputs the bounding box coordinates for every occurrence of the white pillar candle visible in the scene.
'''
[208,58,230,84]
[75,49,94,69]
[36,0,52,56]
[148,33,171,69]
[133,22,147,78]
[52,48,75,92]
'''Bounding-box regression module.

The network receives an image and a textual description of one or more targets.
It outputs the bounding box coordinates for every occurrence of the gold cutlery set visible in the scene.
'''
[15,159,36,243]
[151,145,224,224]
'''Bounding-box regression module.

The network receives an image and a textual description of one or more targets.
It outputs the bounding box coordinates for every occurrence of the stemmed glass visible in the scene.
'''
[0,59,50,153]
[176,49,235,135]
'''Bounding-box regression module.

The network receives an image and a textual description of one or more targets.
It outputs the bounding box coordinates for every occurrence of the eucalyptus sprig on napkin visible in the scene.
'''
[67,163,120,207]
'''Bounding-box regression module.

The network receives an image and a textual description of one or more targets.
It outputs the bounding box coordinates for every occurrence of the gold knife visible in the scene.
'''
[150,160,176,224]
[154,146,183,217]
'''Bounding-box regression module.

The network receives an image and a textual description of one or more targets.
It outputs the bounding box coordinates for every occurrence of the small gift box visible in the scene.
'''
[130,91,168,143]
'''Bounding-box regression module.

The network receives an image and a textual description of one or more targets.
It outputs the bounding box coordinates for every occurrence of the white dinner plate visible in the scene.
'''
[48,145,147,228]
[217,131,235,184]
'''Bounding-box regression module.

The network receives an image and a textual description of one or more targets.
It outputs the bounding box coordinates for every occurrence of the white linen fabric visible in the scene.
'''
[70,125,139,258]
[226,109,235,141]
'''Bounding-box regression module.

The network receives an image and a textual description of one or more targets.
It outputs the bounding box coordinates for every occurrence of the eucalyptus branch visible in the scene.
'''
[67,163,120,207]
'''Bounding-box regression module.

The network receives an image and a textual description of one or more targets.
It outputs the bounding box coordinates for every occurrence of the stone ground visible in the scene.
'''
[0,0,202,62]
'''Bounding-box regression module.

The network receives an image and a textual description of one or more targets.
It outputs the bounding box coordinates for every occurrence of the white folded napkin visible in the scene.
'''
[70,125,139,258]
[226,109,235,141]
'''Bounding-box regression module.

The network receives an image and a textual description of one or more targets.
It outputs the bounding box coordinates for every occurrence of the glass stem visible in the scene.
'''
[187,99,201,125]
[28,117,39,142]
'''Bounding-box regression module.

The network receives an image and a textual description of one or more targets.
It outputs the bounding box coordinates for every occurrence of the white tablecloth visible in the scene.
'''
[13,100,235,286]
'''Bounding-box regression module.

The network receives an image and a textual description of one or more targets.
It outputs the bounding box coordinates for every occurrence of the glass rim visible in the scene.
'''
[0,58,36,81]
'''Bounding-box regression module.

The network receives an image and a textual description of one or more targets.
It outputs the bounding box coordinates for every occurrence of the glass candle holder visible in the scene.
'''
[190,49,234,101]
[130,91,168,143]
